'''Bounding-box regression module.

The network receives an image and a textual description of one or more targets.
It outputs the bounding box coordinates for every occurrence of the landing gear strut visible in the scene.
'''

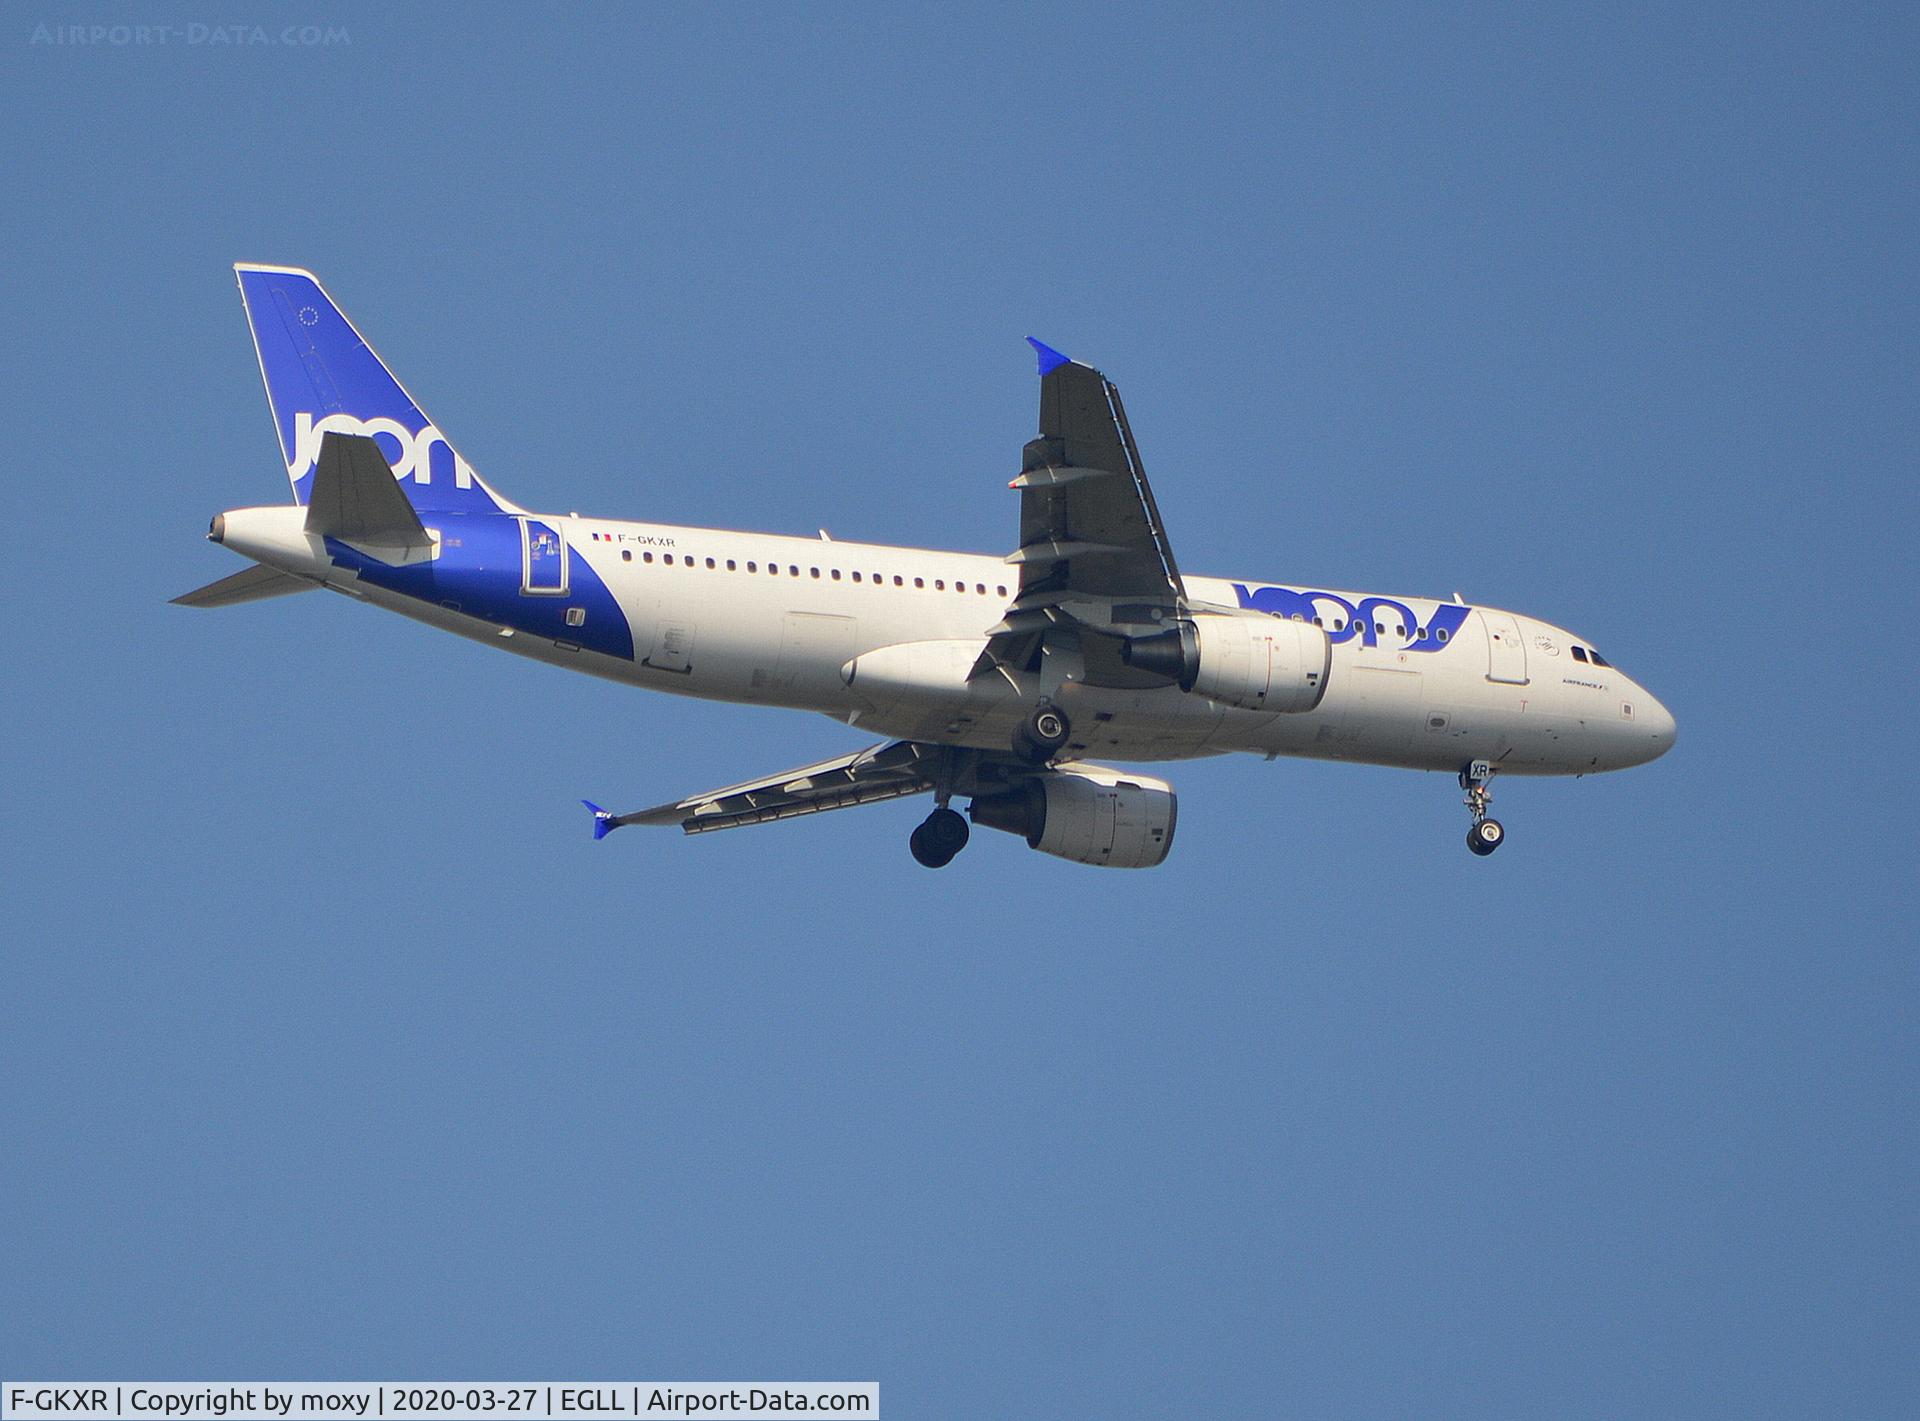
[1461,760,1505,856]
[910,804,971,868]
[1012,703,1071,765]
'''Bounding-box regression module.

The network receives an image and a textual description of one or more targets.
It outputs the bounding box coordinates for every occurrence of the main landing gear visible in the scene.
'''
[910,804,971,869]
[910,747,976,869]
[1461,760,1506,857]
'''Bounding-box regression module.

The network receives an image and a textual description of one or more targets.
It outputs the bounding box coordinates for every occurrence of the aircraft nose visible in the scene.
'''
[1643,695,1677,760]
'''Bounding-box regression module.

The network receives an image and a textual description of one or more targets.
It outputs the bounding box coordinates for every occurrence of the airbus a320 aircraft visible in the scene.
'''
[179,265,1675,869]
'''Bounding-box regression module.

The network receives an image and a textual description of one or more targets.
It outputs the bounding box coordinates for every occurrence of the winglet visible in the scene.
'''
[582,800,618,841]
[1026,337,1071,375]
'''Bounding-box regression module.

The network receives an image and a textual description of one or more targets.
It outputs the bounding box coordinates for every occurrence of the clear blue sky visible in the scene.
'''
[3,4,1914,1416]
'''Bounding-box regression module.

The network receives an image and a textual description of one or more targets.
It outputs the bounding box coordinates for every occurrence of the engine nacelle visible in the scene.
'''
[970,767,1177,869]
[1122,613,1331,714]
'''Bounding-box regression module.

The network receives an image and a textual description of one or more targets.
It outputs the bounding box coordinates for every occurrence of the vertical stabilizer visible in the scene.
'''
[233,264,519,515]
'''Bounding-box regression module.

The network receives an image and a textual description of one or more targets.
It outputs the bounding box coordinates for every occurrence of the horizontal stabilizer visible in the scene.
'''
[171,563,317,608]
[305,431,433,558]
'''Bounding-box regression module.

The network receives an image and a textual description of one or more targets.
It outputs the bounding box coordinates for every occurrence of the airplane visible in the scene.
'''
[178,264,1675,869]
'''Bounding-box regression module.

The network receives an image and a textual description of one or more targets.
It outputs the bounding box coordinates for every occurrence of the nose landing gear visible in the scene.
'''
[1461,760,1505,856]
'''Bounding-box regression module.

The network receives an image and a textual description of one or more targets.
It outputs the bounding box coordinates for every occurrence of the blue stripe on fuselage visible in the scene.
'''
[325,515,634,660]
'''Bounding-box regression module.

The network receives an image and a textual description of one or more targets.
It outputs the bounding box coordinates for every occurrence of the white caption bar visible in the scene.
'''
[2,1386,877,1421]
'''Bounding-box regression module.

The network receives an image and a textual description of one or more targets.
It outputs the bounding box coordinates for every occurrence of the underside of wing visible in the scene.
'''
[582,739,1182,870]
[975,340,1188,683]
[595,740,944,835]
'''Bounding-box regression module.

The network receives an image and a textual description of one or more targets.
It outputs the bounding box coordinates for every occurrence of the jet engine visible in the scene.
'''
[1121,613,1331,714]
[970,767,1177,869]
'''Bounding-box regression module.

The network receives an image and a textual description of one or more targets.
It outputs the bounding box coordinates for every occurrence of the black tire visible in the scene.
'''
[909,822,952,868]
[1467,818,1505,856]
[923,805,970,857]
[1012,704,1071,764]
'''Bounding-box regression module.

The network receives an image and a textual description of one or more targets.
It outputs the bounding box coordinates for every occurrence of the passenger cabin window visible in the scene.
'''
[621,550,632,562]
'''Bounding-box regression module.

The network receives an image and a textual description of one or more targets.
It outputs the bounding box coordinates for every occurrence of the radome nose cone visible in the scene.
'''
[1646,698,1677,758]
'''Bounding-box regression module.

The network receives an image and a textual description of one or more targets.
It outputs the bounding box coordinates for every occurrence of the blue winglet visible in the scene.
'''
[1026,337,1071,375]
[581,799,617,841]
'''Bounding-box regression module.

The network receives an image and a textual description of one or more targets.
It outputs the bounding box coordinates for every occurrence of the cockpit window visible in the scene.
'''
[1589,649,1612,668]
[1572,646,1589,663]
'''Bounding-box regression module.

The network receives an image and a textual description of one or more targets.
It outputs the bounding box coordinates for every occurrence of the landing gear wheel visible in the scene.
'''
[910,806,970,868]
[1459,760,1504,856]
[1467,818,1505,856]
[924,805,970,856]
[1013,704,1072,764]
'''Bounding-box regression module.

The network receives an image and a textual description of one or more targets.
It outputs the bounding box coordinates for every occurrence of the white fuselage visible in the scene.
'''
[218,506,1676,779]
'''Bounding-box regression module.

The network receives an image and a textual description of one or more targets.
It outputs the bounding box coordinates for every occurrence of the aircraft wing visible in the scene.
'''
[975,340,1187,681]
[588,740,944,836]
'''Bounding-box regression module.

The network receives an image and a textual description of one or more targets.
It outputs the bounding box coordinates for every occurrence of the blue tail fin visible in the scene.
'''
[233,264,517,515]
[582,800,618,840]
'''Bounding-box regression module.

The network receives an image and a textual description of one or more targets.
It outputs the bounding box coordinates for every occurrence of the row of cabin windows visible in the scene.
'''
[618,546,1008,597]
[602,549,1503,646]
[1280,611,1450,642]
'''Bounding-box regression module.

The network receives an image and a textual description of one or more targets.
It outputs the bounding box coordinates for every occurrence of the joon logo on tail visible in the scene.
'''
[1233,583,1471,652]
[290,411,475,489]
